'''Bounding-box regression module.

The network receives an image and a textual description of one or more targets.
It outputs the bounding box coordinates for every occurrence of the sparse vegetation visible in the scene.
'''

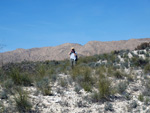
[0,45,150,112]
[143,78,150,96]
[117,81,128,94]
[59,78,68,88]
[70,66,93,92]
[138,94,144,102]
[113,70,124,79]
[98,75,112,100]
[0,102,4,113]
[9,68,33,86]
[144,64,150,74]
[144,97,150,105]
[14,88,32,113]
[36,76,52,96]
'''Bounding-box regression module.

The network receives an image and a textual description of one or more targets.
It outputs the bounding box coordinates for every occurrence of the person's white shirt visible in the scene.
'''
[70,52,77,60]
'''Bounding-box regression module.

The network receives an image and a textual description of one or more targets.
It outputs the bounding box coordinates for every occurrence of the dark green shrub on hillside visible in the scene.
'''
[113,71,124,79]
[2,79,14,94]
[77,55,99,64]
[126,74,134,82]
[117,81,128,94]
[144,64,150,74]
[71,66,91,80]
[49,74,57,82]
[138,94,144,102]
[55,60,70,74]
[107,66,115,77]
[36,77,52,96]
[59,78,68,88]
[14,89,32,113]
[10,68,21,85]
[135,42,150,50]
[91,73,113,102]
[98,76,112,100]
[36,64,47,77]
[70,66,93,92]
[95,66,107,75]
[98,53,118,64]
[91,91,100,102]
[0,102,5,113]
[0,89,8,99]
[20,73,33,86]
[47,68,55,76]
[144,97,150,105]
[88,62,96,68]
[10,68,32,86]
[130,57,148,68]
[74,85,82,94]
[0,69,6,83]
[143,79,150,96]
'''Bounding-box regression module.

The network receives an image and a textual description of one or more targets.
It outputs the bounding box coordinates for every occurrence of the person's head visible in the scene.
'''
[71,47,75,52]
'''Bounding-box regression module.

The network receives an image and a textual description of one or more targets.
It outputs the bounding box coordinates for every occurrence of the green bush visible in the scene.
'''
[144,64,150,74]
[130,57,148,67]
[117,81,127,94]
[36,77,52,96]
[144,97,150,105]
[91,91,99,102]
[3,79,14,91]
[77,55,98,64]
[135,42,150,50]
[59,78,68,88]
[10,68,21,85]
[0,89,8,99]
[36,64,47,77]
[138,94,144,102]
[95,66,107,76]
[74,85,82,94]
[98,76,111,100]
[50,74,57,82]
[10,68,32,86]
[126,74,134,82]
[19,73,33,86]
[14,89,32,113]
[0,102,4,113]
[81,82,92,92]
[143,79,150,96]
[70,66,93,92]
[0,69,6,83]
[113,71,124,79]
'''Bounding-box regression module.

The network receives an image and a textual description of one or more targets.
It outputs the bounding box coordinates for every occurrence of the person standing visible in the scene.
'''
[69,47,77,69]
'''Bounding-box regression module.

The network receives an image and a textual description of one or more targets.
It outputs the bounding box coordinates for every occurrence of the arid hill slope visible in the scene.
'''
[0,38,150,65]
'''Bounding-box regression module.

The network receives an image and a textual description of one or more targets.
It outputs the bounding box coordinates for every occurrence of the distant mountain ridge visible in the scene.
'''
[1,38,150,65]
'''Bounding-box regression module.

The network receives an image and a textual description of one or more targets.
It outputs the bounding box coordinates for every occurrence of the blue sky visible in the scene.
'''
[0,0,150,52]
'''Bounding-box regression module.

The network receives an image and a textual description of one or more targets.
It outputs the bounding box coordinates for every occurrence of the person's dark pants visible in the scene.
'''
[70,59,76,69]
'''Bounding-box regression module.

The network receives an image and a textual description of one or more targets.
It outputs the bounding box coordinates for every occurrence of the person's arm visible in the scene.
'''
[69,51,72,55]
[68,51,72,58]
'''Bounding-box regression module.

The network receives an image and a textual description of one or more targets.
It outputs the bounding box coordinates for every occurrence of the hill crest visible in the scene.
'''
[0,38,150,65]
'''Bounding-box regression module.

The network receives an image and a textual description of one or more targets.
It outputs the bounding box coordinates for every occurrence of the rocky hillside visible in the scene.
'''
[0,46,150,113]
[0,38,150,65]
